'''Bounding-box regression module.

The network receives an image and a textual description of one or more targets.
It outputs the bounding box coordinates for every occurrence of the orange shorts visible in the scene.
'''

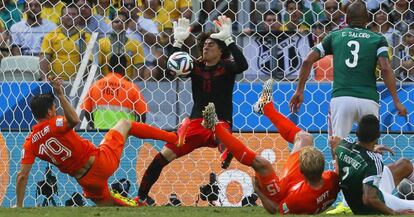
[256,151,304,203]
[77,129,125,202]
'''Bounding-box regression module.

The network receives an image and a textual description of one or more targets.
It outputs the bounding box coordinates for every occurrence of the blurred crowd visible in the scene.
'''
[0,0,412,82]
[243,0,414,81]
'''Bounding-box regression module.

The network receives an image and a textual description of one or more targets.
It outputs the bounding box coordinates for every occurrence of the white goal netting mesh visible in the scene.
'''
[0,0,413,207]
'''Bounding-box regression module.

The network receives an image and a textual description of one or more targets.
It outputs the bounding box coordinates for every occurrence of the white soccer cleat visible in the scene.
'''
[202,102,218,129]
[253,79,274,114]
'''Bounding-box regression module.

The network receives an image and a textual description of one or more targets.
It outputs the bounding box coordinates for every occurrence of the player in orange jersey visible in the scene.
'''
[15,77,179,207]
[202,79,340,215]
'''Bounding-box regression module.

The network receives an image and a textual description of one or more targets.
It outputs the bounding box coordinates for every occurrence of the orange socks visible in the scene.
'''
[263,102,301,144]
[215,123,256,166]
[129,122,177,144]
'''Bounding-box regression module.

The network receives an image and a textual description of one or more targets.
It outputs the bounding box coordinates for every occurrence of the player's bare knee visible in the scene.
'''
[252,156,273,174]
[293,131,314,152]
[112,120,132,138]
[113,119,131,129]
[298,131,314,146]
[397,158,413,174]
[122,119,132,129]
[388,158,413,184]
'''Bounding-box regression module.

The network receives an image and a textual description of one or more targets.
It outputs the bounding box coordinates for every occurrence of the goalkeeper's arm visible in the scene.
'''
[210,16,248,73]
[172,18,191,49]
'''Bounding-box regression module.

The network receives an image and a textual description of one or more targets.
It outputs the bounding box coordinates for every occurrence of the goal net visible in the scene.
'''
[0,0,413,207]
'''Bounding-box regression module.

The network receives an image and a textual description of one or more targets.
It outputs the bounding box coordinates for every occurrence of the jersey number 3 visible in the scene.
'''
[345,40,360,68]
[39,138,72,164]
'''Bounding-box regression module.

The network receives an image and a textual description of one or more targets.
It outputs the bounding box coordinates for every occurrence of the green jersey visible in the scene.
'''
[335,140,385,215]
[313,27,389,103]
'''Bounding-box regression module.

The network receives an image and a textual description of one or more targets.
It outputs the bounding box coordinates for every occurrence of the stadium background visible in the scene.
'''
[0,0,413,208]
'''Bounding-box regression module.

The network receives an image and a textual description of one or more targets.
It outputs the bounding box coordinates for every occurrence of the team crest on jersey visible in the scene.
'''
[282,203,289,213]
[56,118,63,127]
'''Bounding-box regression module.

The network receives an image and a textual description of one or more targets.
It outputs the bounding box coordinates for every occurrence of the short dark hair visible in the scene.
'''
[356,114,380,143]
[109,54,127,75]
[346,1,368,27]
[30,93,55,120]
[197,31,231,59]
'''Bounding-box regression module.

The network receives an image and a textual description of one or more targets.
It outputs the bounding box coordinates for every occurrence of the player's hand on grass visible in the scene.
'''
[394,102,407,116]
[373,144,395,156]
[289,91,304,113]
[49,76,64,97]
[173,18,191,47]
[211,15,234,46]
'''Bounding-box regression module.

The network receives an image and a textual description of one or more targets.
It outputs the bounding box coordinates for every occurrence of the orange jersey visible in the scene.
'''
[81,73,148,114]
[21,116,98,176]
[278,171,339,215]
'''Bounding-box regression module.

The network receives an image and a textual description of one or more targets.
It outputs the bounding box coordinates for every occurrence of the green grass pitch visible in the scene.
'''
[2,206,411,217]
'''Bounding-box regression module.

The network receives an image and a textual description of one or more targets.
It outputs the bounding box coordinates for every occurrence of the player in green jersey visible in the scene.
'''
[290,0,406,134]
[289,1,407,213]
[330,114,414,215]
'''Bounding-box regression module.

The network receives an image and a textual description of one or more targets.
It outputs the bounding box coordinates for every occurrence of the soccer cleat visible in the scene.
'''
[220,149,233,169]
[134,195,156,206]
[201,102,218,129]
[326,202,353,214]
[134,196,149,207]
[253,79,274,115]
[110,190,137,207]
[145,196,156,206]
[176,117,190,147]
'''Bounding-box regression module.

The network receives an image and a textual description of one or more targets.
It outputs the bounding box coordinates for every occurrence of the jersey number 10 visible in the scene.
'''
[345,40,360,68]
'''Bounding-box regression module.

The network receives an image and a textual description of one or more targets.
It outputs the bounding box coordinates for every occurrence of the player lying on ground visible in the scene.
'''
[201,80,339,214]
[330,114,414,215]
[16,77,180,207]
[135,16,248,205]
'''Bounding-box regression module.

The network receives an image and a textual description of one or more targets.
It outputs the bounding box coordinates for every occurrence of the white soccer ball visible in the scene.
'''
[167,51,193,76]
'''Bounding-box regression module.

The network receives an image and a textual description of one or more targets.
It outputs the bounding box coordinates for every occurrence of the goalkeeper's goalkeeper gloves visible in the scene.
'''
[210,15,234,46]
[173,18,191,48]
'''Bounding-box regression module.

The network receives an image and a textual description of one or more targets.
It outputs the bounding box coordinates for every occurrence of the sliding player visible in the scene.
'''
[202,80,339,214]
[16,77,179,207]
